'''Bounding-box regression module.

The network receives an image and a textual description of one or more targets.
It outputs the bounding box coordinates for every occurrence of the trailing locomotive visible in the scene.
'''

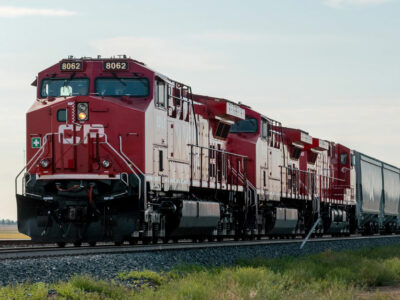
[15,56,400,246]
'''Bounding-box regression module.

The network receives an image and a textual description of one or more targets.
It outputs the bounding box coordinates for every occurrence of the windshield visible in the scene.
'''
[230,118,258,133]
[95,78,149,97]
[40,78,89,98]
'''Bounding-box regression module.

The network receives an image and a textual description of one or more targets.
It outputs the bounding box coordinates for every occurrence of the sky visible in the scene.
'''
[0,0,399,219]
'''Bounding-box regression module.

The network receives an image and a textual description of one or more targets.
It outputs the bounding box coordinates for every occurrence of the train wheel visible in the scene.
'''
[73,242,82,247]
[129,238,138,245]
[88,242,96,247]
[162,238,169,244]
[142,238,152,245]
[56,242,66,248]
[114,241,123,246]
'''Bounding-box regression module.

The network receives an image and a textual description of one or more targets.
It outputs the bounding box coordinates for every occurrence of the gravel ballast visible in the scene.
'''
[1,236,400,286]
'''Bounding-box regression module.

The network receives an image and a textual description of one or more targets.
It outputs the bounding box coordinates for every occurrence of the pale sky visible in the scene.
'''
[0,0,399,219]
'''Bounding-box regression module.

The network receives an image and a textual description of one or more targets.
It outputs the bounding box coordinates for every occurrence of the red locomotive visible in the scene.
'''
[15,56,400,246]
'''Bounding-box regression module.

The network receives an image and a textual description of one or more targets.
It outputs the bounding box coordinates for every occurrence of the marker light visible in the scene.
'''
[40,159,50,168]
[102,160,111,168]
[78,112,87,120]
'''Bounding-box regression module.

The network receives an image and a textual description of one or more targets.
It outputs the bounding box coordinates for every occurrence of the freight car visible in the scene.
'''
[15,56,400,246]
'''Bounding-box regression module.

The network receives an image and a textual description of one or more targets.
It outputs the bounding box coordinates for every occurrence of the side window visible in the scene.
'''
[156,81,167,108]
[215,122,231,139]
[261,119,269,138]
[291,147,302,160]
[340,152,348,165]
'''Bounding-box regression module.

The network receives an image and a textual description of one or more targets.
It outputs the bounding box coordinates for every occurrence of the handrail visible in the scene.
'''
[188,144,248,158]
[281,165,345,182]
[15,133,54,195]
[118,136,146,207]
[98,134,141,199]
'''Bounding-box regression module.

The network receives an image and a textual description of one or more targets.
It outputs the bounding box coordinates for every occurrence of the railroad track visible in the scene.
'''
[1,235,400,260]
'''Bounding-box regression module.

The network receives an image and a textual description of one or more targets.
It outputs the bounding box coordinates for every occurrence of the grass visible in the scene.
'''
[3,245,400,299]
[0,224,30,240]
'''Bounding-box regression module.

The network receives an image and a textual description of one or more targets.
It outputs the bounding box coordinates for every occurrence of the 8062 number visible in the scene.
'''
[60,61,82,71]
[104,61,128,71]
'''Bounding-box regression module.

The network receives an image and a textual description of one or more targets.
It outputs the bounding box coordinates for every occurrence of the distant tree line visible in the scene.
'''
[0,219,17,225]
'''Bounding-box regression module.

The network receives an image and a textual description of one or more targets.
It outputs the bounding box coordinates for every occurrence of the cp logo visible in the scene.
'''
[58,124,105,144]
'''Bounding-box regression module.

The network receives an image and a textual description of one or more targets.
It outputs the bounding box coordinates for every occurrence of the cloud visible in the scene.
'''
[324,0,393,7]
[90,36,223,73]
[0,6,77,17]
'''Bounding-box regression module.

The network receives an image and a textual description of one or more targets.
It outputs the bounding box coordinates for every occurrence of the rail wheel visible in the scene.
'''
[129,238,138,245]
[88,242,96,247]
[73,242,82,247]
[142,238,152,245]
[56,242,66,248]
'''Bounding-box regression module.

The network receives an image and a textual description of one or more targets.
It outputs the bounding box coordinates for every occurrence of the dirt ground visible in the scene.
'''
[0,224,29,239]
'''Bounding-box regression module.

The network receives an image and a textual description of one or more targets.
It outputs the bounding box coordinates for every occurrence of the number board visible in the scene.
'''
[60,61,83,72]
[103,61,129,71]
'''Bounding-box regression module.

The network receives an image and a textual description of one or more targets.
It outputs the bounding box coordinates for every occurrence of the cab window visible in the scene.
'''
[95,78,149,97]
[40,78,89,98]
[230,118,258,133]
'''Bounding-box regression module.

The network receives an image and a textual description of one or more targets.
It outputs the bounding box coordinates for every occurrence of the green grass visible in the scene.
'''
[3,245,400,299]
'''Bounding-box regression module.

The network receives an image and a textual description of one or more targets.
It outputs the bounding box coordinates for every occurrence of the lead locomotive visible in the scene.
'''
[16,56,400,246]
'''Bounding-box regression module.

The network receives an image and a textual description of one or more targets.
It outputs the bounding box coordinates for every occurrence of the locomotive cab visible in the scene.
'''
[16,57,153,245]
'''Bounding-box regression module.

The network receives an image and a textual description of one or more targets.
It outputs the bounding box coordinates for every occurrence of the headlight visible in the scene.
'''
[102,160,111,168]
[40,159,50,168]
[77,102,88,121]
[78,112,87,120]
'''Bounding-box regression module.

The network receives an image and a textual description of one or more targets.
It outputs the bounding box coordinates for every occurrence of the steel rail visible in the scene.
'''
[1,235,400,260]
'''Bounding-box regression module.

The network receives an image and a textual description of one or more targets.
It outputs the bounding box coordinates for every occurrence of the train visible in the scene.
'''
[15,56,400,247]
